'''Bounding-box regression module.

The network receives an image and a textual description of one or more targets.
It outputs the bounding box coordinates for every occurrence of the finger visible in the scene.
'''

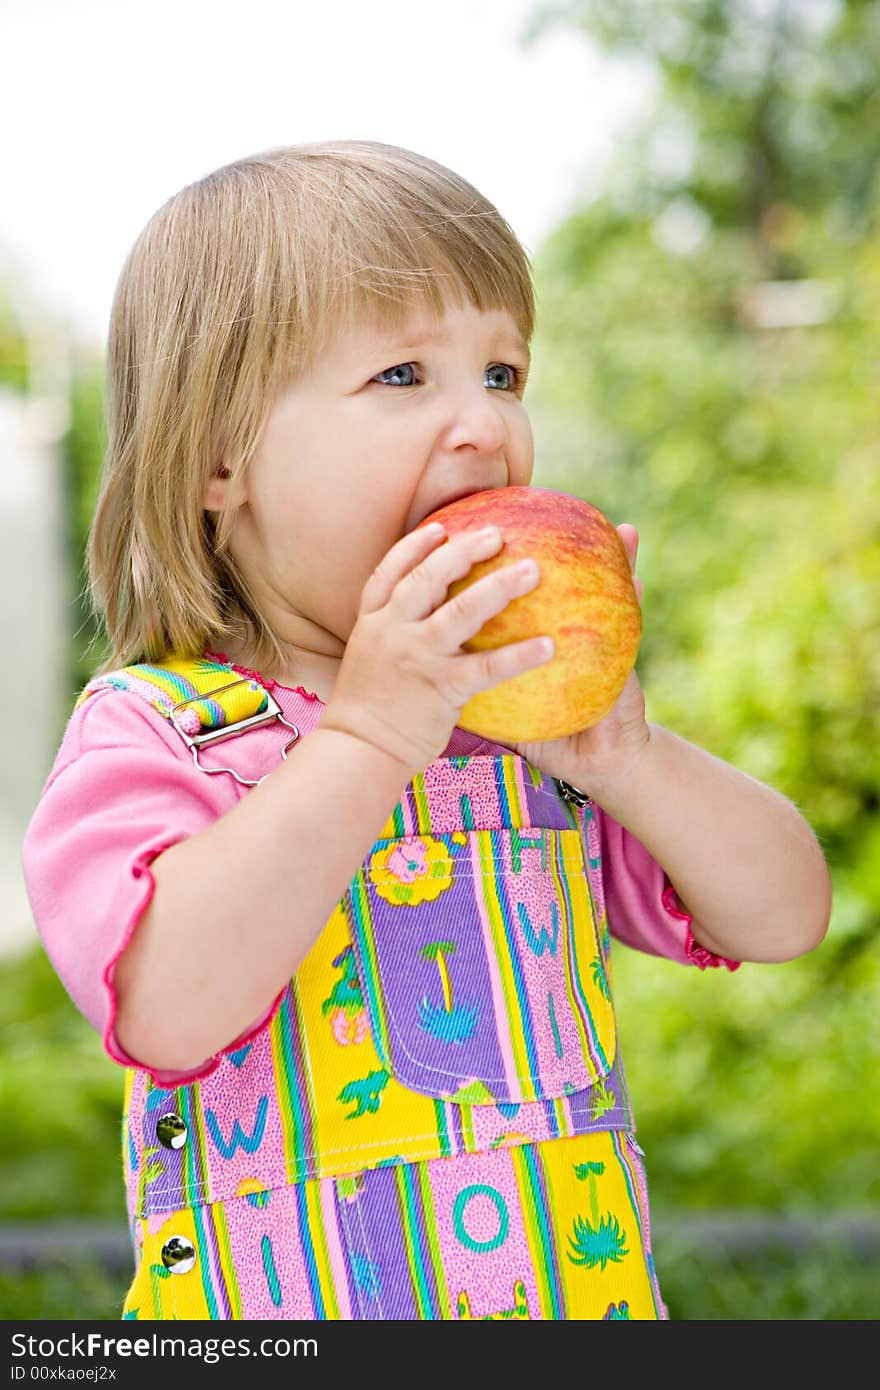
[360,522,450,614]
[429,555,544,655]
[453,633,555,703]
[616,523,639,574]
[393,525,507,622]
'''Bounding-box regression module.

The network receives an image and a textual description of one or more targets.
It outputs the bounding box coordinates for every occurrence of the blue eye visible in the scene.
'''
[373,362,417,387]
[485,363,518,390]
[372,361,524,390]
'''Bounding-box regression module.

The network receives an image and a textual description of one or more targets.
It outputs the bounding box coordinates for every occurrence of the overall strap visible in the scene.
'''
[74,655,300,787]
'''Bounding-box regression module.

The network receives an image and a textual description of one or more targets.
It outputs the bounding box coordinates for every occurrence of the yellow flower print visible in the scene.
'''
[369,836,456,906]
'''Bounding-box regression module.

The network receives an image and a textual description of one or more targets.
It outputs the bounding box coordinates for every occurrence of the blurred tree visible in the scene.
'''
[519,0,880,1213]
[523,0,880,923]
[526,0,880,237]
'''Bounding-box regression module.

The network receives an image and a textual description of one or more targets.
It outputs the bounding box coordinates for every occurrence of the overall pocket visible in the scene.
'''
[343,824,615,1105]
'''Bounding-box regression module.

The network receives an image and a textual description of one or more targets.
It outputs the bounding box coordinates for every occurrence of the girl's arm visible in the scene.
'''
[112,727,413,1074]
[513,526,831,965]
[114,520,553,1074]
[589,722,832,963]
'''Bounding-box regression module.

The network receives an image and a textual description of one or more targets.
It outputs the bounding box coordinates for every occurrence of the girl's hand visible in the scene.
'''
[507,524,651,800]
[322,523,554,779]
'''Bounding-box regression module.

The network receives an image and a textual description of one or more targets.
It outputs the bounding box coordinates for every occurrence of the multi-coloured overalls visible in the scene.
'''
[75,656,667,1320]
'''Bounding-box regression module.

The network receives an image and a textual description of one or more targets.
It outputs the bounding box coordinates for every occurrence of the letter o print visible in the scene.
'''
[452,1183,509,1253]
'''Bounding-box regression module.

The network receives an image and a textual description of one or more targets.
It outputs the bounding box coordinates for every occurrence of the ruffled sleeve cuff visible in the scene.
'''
[101,844,289,1088]
[661,881,741,972]
[594,804,741,970]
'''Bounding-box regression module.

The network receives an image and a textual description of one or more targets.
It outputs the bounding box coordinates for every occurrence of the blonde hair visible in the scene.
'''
[85,139,536,679]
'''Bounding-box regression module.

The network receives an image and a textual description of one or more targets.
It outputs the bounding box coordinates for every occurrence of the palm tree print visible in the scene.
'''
[418,940,479,1044]
[590,955,610,1000]
[567,1212,629,1270]
[420,941,457,1011]
[567,1160,629,1270]
[418,996,479,1043]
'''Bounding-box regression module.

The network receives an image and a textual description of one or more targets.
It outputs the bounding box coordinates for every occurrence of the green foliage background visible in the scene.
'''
[1,0,878,1319]
[521,0,880,1231]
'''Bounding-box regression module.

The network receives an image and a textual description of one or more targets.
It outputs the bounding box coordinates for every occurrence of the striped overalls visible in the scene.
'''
[75,656,666,1320]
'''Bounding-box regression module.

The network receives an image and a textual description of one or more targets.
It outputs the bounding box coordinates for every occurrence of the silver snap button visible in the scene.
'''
[156,1113,188,1149]
[556,778,591,808]
[161,1236,196,1273]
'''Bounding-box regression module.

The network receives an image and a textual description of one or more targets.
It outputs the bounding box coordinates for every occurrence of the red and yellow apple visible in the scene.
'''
[416,485,641,743]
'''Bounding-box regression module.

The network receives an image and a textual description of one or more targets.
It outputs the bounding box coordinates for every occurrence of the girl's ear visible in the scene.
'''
[203,464,244,513]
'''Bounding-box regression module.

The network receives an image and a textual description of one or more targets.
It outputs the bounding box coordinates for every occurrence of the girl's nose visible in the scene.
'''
[438,385,507,456]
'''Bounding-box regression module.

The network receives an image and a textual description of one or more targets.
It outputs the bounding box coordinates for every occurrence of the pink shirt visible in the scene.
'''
[21,656,736,1088]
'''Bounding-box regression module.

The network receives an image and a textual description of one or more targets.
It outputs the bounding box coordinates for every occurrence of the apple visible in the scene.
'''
[416,485,642,743]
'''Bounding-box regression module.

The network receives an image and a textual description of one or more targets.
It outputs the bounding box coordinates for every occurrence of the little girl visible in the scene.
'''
[22,140,831,1321]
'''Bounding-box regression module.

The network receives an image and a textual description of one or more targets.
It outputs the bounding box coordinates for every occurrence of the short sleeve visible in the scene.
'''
[592,805,740,971]
[20,689,282,1086]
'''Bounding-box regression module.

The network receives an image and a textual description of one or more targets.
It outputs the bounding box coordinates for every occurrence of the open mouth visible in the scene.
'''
[411,486,496,532]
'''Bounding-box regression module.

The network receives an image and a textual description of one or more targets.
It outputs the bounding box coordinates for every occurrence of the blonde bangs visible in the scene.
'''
[86,140,535,679]
[292,157,534,346]
[224,142,535,370]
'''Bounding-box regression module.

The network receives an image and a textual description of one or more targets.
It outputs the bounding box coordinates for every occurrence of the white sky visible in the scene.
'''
[1,0,650,349]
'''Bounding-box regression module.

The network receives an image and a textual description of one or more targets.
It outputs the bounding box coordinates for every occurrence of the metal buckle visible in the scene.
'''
[169,677,300,787]
[556,778,592,809]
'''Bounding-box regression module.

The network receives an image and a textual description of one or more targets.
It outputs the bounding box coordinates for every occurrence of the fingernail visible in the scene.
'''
[478,525,502,539]
[424,521,446,536]
[536,637,555,658]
